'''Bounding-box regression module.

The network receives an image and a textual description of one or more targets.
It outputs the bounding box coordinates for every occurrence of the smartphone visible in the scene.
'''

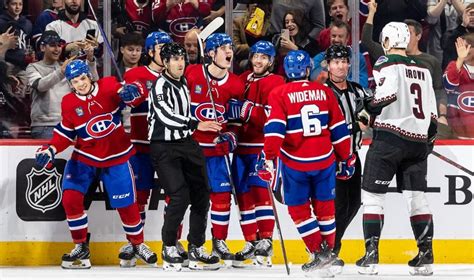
[86,29,96,40]
[281,29,290,40]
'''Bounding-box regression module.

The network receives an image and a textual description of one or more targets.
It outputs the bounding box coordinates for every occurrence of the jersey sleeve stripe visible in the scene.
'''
[332,134,350,145]
[264,121,286,136]
[329,122,350,143]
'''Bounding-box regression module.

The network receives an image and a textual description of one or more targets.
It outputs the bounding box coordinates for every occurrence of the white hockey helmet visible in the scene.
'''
[380,22,410,53]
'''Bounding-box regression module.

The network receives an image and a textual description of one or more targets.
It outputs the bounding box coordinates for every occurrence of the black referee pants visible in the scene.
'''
[150,138,210,247]
[334,154,362,255]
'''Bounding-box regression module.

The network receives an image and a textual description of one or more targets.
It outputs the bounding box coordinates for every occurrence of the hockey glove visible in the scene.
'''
[119,83,141,105]
[35,145,55,169]
[336,154,356,180]
[256,151,275,182]
[240,100,254,123]
[355,96,374,126]
[213,132,237,155]
[227,99,243,121]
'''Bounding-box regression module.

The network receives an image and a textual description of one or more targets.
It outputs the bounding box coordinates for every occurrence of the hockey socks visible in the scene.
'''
[362,213,384,246]
[410,214,434,248]
[288,202,322,253]
[251,187,275,239]
[210,192,231,240]
[237,192,258,241]
[117,203,144,245]
[312,199,336,249]
[62,190,88,244]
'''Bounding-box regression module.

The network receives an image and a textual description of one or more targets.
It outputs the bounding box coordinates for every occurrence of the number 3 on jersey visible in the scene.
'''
[410,83,425,119]
[301,104,322,136]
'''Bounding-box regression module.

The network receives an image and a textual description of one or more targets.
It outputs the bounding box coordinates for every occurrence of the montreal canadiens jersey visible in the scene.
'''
[123,66,161,153]
[443,61,474,138]
[50,77,138,168]
[185,64,245,157]
[372,55,437,142]
[125,0,153,33]
[264,80,351,172]
[151,0,213,44]
[236,71,286,155]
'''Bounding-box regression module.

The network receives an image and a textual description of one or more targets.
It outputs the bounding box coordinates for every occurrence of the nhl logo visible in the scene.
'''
[25,167,63,213]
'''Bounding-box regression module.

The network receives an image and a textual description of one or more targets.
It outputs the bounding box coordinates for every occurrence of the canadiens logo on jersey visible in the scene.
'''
[193,102,226,123]
[169,17,198,39]
[458,91,474,113]
[85,113,118,139]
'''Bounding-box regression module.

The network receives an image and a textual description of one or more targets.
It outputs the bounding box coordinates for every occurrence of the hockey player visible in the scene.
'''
[184,33,245,266]
[230,40,285,267]
[119,31,174,267]
[323,44,369,274]
[257,50,355,277]
[149,42,221,271]
[355,22,438,276]
[34,59,157,269]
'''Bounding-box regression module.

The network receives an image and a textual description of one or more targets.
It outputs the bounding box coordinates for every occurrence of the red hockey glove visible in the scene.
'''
[213,132,237,155]
[35,145,55,169]
[256,151,275,182]
[240,100,254,123]
[336,154,356,180]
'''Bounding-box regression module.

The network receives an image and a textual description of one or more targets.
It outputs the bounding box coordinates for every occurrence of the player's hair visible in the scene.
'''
[120,32,145,48]
[329,19,351,35]
[327,0,348,9]
[404,19,423,36]
[463,32,474,46]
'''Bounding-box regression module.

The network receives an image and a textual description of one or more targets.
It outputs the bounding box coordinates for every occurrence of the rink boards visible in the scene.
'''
[0,139,472,265]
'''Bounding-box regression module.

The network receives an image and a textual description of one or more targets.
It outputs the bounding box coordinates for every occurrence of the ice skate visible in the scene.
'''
[162,245,184,271]
[330,256,344,275]
[212,237,234,267]
[301,250,335,278]
[133,243,158,267]
[118,242,137,268]
[254,238,273,267]
[188,243,221,270]
[61,242,91,269]
[356,236,379,275]
[408,246,434,276]
[176,241,189,268]
[233,241,257,268]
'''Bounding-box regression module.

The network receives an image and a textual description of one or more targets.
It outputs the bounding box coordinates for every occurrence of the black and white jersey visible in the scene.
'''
[148,72,198,141]
[325,80,368,153]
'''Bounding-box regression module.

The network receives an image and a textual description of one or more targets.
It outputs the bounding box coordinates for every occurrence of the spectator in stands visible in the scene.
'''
[273,10,319,77]
[116,32,145,76]
[31,0,65,51]
[233,2,272,71]
[310,20,369,88]
[45,0,103,58]
[26,31,78,139]
[0,26,18,60]
[0,0,33,69]
[268,0,325,40]
[443,34,474,139]
[184,29,200,64]
[442,3,474,70]
[151,0,213,44]
[112,0,153,37]
[426,0,465,64]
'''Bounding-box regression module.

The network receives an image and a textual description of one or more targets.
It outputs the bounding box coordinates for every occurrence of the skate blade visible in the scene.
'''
[189,260,221,271]
[163,261,182,272]
[232,258,256,268]
[409,264,433,276]
[119,258,137,268]
[330,264,343,275]
[182,259,189,268]
[254,256,272,267]
[304,268,334,278]
[357,264,378,275]
[61,259,91,269]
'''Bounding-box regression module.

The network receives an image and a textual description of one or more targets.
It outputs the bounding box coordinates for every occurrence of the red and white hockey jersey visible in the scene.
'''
[185,64,245,157]
[50,77,143,167]
[263,80,351,172]
[443,61,474,139]
[235,71,286,155]
[125,0,153,33]
[123,66,161,153]
[151,0,213,44]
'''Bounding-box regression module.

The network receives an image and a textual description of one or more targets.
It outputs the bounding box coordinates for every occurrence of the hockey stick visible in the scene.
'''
[265,175,290,275]
[431,150,474,176]
[86,0,123,81]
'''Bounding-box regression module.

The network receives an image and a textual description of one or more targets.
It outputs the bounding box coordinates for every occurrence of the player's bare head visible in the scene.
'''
[64,0,81,15]
[184,29,200,64]
[65,60,93,95]
[326,45,351,83]
[161,43,187,80]
[329,20,350,46]
[284,50,313,81]
[5,0,22,17]
[380,22,410,54]
[205,33,234,70]
[250,41,276,75]
[145,31,172,67]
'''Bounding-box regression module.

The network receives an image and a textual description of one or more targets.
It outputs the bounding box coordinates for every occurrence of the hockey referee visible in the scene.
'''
[323,44,370,274]
[147,42,221,270]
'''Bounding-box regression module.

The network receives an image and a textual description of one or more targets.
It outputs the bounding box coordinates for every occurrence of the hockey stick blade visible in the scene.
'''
[431,150,474,176]
[199,17,224,41]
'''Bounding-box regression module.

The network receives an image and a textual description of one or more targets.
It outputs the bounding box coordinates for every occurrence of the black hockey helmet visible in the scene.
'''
[325,44,351,62]
[160,42,187,62]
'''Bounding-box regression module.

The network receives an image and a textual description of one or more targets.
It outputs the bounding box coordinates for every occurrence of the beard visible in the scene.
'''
[65,4,80,15]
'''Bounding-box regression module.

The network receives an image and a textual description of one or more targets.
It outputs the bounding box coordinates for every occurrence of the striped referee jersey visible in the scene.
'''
[148,72,199,141]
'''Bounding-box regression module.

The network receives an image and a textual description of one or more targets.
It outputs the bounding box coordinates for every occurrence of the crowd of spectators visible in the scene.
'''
[0,0,473,139]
